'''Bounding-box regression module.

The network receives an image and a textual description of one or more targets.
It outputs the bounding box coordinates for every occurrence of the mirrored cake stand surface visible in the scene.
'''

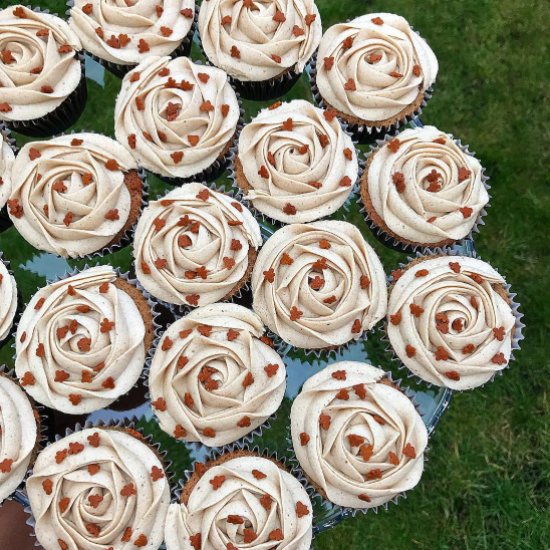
[5,57,460,537]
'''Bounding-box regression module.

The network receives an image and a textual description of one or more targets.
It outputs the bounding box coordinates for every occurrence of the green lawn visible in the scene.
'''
[2,0,549,548]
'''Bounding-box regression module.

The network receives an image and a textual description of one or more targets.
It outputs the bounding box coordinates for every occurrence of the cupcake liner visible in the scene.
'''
[227,111,364,232]
[309,51,434,144]
[0,366,48,507]
[384,247,525,392]
[359,120,492,254]
[20,417,175,545]
[155,79,245,187]
[12,264,165,416]
[66,0,198,79]
[142,306,286,450]
[285,370,432,525]
[4,53,88,138]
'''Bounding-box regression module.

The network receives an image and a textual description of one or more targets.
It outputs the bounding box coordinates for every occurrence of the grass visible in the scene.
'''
[0,0,548,548]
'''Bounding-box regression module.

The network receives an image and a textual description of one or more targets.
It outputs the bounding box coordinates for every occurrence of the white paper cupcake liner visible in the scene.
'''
[11,264,164,415]
[359,121,492,254]
[285,370,432,524]
[384,247,525,392]
[309,51,434,143]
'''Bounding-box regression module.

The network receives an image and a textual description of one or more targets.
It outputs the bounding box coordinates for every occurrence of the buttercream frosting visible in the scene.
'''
[69,0,195,66]
[316,13,438,123]
[134,183,262,307]
[0,375,38,504]
[251,221,387,349]
[387,255,516,390]
[165,455,313,549]
[15,266,147,414]
[149,303,286,446]
[115,56,240,179]
[198,0,322,81]
[237,99,357,223]
[27,427,170,550]
[0,5,82,121]
[364,126,488,245]
[0,130,14,209]
[9,133,138,258]
[291,361,427,508]
[0,258,17,342]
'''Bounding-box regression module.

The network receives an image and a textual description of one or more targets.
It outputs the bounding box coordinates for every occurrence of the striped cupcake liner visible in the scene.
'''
[359,122,492,254]
[65,0,199,79]
[383,246,525,392]
[11,264,165,416]
[284,369,433,527]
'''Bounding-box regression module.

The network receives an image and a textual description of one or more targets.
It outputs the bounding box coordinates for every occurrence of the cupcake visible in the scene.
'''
[15,266,155,414]
[8,133,145,259]
[149,303,286,447]
[291,361,428,509]
[314,13,438,135]
[234,99,358,224]
[165,450,313,549]
[0,126,15,227]
[0,257,18,344]
[26,426,170,550]
[115,56,240,183]
[69,0,196,77]
[387,255,518,390]
[0,373,40,505]
[360,126,490,249]
[198,0,322,99]
[0,500,37,549]
[251,221,387,350]
[134,183,262,308]
[0,5,86,137]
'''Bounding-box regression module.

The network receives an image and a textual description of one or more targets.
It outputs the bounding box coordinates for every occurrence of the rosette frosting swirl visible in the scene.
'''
[0,258,17,341]
[291,361,427,508]
[251,221,387,349]
[165,454,313,549]
[69,0,195,66]
[364,126,489,246]
[237,99,358,223]
[134,183,262,307]
[0,375,38,504]
[0,130,15,209]
[150,303,286,446]
[15,266,148,414]
[115,56,240,179]
[27,427,170,550]
[316,13,438,124]
[199,0,322,81]
[9,133,139,258]
[0,5,82,121]
[387,256,517,390]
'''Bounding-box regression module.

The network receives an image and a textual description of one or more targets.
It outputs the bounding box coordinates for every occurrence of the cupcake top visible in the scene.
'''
[115,56,240,179]
[199,0,322,82]
[316,13,438,124]
[9,133,140,258]
[27,427,170,550]
[149,303,286,447]
[387,255,517,390]
[134,183,262,307]
[165,453,313,550]
[363,126,489,246]
[0,258,18,342]
[69,0,195,67]
[0,5,82,121]
[237,99,358,223]
[291,361,427,508]
[0,130,15,209]
[251,220,387,349]
[0,374,38,505]
[15,266,148,414]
